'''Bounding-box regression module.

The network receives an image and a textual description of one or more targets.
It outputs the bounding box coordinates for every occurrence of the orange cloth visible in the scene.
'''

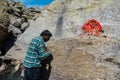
[81,19,103,36]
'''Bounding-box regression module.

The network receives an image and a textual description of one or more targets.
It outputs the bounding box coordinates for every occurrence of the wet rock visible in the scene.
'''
[0,27,8,45]
[28,13,34,17]
[12,0,120,47]
[6,0,16,7]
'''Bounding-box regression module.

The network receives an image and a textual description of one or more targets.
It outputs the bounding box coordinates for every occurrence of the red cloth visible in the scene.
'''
[81,19,103,36]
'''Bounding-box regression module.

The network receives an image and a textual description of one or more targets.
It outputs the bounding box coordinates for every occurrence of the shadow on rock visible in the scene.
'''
[40,54,53,80]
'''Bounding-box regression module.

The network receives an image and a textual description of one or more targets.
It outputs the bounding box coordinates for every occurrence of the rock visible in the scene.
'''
[11,17,23,28]
[29,6,41,13]
[0,1,8,13]
[11,0,120,47]
[12,62,21,74]
[43,6,49,11]
[14,7,23,16]
[7,7,15,14]
[9,24,22,35]
[21,22,29,31]
[6,1,23,16]
[14,7,21,13]
[21,16,28,22]
[5,37,120,80]
[16,18,23,25]
[4,0,120,80]
[22,9,30,15]
[6,1,28,17]
[0,13,10,27]
[0,63,7,72]
[13,1,23,8]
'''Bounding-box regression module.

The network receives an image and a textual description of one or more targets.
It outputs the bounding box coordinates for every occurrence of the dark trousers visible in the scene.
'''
[23,67,41,80]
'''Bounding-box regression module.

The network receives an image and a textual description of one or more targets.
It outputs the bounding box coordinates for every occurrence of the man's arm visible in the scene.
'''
[37,42,51,60]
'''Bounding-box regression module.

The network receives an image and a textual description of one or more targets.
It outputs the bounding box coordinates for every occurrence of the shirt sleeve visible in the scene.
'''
[37,40,51,60]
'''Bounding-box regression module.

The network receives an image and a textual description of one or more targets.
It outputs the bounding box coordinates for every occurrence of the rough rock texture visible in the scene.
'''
[0,0,42,54]
[5,37,120,80]
[6,0,120,60]
[4,0,120,80]
[0,0,41,40]
[15,0,120,47]
[48,37,120,80]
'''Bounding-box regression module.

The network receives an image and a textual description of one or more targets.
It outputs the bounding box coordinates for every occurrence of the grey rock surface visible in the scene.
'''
[15,0,120,47]
[4,0,120,80]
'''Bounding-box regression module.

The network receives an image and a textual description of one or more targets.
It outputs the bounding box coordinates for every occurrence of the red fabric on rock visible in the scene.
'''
[81,19,103,36]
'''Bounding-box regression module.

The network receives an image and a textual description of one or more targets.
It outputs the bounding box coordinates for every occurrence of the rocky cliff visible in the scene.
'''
[0,0,41,55]
[6,0,120,60]
[16,0,120,46]
[2,0,120,80]
[48,37,120,80]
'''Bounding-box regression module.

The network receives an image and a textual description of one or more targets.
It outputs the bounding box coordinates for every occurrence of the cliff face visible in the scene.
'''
[4,0,120,80]
[48,37,120,80]
[3,37,120,80]
[0,0,41,55]
[16,0,120,46]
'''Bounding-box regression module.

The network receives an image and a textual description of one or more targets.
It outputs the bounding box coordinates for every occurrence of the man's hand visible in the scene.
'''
[44,46,47,51]
[44,46,50,51]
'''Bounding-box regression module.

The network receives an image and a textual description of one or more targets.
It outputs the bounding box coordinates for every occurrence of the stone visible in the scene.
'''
[13,0,120,47]
[4,0,120,80]
[5,37,120,80]
[9,24,22,34]
[29,6,41,13]
[20,22,29,31]
[0,13,10,27]
[11,17,23,28]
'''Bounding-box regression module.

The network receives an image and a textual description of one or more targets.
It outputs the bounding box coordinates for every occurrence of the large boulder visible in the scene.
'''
[14,0,120,47]
[4,0,120,80]
[48,37,120,80]
[4,0,119,59]
[5,37,120,80]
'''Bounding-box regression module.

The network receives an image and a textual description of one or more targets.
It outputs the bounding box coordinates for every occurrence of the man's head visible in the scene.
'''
[40,30,52,42]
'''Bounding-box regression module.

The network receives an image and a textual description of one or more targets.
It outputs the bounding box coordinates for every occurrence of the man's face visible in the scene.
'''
[43,36,50,42]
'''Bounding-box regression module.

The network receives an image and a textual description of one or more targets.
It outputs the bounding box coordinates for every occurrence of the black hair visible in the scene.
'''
[40,30,52,37]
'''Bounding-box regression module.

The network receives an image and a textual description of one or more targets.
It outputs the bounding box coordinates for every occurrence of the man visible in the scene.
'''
[23,30,52,80]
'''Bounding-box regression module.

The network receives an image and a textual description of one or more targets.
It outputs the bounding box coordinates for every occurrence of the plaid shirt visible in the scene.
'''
[23,36,50,68]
